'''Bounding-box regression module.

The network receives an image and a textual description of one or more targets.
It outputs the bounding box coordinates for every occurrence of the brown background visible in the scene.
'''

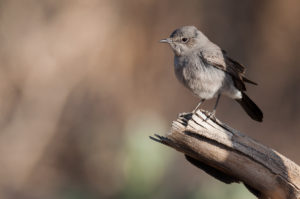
[0,0,299,198]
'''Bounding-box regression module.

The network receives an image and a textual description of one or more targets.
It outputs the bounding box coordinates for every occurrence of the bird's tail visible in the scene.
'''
[235,92,263,122]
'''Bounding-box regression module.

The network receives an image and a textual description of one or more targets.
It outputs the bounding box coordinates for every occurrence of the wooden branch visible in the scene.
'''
[150,110,300,199]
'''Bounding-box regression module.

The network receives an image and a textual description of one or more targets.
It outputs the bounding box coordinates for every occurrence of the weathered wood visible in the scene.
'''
[150,110,300,199]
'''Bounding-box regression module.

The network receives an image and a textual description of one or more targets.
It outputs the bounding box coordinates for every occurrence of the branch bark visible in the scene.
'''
[150,110,300,199]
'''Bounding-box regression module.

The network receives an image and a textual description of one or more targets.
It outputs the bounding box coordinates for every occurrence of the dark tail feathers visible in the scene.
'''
[236,92,263,122]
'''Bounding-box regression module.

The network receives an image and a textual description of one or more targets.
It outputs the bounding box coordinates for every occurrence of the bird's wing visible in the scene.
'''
[200,49,257,91]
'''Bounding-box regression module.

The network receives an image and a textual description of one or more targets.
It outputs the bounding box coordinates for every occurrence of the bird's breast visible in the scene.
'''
[174,55,226,99]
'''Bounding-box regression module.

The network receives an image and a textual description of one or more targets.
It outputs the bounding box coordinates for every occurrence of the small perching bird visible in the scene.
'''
[160,26,263,122]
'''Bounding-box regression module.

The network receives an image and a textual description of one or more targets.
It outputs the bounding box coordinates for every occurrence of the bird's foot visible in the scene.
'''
[192,107,200,114]
[192,109,197,114]
[205,110,217,121]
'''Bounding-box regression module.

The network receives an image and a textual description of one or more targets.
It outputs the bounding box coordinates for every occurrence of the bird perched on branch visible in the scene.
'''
[160,26,263,122]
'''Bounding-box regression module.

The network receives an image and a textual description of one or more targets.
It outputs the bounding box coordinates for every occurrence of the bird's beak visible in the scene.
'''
[159,38,172,43]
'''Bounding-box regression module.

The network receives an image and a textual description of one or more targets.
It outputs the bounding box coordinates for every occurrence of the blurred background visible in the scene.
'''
[0,0,299,198]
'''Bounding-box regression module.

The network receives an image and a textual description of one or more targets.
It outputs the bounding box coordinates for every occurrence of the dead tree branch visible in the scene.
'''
[150,110,300,199]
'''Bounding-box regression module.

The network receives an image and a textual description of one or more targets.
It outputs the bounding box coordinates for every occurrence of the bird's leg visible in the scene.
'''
[192,99,205,114]
[207,94,221,120]
[212,94,221,115]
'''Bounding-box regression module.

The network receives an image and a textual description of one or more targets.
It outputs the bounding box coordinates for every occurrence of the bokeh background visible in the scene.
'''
[0,0,299,198]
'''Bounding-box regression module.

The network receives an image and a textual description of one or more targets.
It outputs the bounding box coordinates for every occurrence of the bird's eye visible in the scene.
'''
[181,37,189,43]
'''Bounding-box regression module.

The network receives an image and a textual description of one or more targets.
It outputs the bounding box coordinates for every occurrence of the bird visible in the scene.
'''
[160,25,263,122]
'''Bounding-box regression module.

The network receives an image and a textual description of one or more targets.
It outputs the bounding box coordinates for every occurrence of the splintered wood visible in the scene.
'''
[151,110,300,199]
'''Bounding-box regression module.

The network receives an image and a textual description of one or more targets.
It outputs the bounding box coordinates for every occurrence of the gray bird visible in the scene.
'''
[160,26,263,122]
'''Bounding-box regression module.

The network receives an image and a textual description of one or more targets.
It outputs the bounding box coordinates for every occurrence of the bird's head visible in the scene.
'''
[160,26,209,56]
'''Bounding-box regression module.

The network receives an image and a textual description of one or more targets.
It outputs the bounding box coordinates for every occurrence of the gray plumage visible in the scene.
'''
[160,26,263,122]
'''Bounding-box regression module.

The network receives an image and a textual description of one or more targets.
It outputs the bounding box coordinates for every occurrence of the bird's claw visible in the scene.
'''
[192,109,197,114]
[205,110,217,121]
